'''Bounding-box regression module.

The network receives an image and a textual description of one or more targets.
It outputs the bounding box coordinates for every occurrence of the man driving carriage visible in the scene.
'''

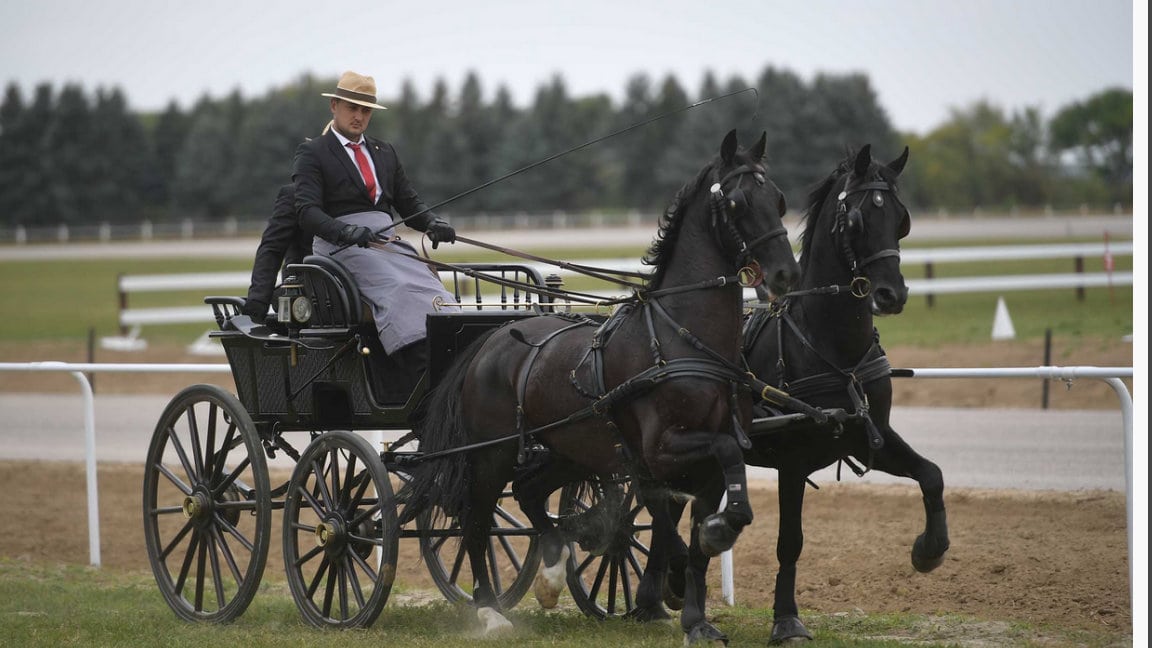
[292,70,460,392]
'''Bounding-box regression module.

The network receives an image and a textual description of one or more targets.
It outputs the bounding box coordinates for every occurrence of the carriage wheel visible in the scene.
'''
[142,384,271,623]
[561,475,652,619]
[412,477,541,609]
[282,430,399,628]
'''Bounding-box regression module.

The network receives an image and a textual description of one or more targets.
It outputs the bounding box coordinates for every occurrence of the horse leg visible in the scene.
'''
[625,483,685,622]
[699,433,754,557]
[681,484,729,646]
[512,454,588,609]
[867,427,950,572]
[770,467,814,644]
[661,494,689,613]
[465,449,516,633]
[650,429,753,557]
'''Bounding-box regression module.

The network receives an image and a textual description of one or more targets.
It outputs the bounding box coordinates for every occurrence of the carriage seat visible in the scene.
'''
[281,254,372,328]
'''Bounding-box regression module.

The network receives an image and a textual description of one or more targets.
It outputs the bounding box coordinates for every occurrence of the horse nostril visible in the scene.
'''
[872,285,906,314]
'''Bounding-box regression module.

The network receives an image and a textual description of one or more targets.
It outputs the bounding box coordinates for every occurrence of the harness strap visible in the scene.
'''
[513,320,600,462]
[856,248,900,269]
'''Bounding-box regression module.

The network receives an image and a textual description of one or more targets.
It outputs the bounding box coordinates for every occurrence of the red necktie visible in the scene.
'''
[347,142,377,202]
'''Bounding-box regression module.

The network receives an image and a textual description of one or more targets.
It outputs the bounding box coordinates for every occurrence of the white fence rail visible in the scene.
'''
[104,242,1133,353]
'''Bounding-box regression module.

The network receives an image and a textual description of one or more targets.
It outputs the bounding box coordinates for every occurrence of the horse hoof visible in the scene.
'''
[477,607,513,634]
[911,534,950,573]
[534,584,559,609]
[625,604,672,623]
[684,620,728,646]
[699,514,738,557]
[770,615,813,644]
[533,545,569,608]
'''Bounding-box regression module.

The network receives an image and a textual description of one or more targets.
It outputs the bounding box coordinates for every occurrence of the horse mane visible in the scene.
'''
[797,147,901,272]
[642,160,716,288]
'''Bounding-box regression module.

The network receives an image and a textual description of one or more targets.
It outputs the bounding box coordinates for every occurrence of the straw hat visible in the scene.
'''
[321,71,387,110]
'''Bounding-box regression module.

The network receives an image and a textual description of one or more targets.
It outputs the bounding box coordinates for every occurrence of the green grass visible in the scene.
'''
[1,238,1134,346]
[0,561,1115,648]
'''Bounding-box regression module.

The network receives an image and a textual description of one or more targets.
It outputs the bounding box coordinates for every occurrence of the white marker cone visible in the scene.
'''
[991,296,1016,340]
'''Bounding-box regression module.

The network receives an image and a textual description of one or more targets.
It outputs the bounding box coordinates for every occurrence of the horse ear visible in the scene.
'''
[750,131,767,160]
[886,146,910,177]
[853,144,872,177]
[721,129,738,164]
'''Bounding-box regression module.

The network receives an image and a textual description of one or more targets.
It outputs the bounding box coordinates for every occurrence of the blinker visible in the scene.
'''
[848,206,863,232]
[727,188,747,212]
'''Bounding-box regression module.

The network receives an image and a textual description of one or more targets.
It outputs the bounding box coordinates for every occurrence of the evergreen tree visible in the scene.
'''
[0,84,32,225]
[148,101,191,211]
[450,72,505,215]
[173,96,237,219]
[88,87,152,222]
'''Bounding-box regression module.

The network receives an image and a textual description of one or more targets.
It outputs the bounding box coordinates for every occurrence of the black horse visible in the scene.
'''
[399,130,800,643]
[740,144,950,642]
[639,145,950,643]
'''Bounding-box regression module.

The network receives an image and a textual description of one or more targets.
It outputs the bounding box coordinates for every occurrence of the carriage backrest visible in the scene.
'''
[284,254,367,328]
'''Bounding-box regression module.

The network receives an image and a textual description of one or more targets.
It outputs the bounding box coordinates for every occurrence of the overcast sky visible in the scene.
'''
[0,0,1139,135]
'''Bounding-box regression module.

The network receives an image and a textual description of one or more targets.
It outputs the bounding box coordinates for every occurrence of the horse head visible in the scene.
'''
[710,129,800,298]
[814,144,911,314]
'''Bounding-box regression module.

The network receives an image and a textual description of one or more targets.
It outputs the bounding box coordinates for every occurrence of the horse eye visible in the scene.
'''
[872,192,884,207]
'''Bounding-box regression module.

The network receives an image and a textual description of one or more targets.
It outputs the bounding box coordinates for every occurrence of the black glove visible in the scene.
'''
[425,217,456,249]
[337,224,377,248]
[240,299,268,320]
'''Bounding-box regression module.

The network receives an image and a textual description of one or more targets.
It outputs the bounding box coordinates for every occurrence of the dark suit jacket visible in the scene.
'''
[245,184,312,309]
[292,131,435,241]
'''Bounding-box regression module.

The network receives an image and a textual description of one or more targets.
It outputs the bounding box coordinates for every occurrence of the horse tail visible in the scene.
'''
[397,328,496,525]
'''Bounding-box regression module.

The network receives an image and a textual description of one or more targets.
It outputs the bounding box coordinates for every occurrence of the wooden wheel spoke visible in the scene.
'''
[210,521,247,581]
[155,462,193,496]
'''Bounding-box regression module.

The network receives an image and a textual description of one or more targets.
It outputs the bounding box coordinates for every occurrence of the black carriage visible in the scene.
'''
[141,254,650,627]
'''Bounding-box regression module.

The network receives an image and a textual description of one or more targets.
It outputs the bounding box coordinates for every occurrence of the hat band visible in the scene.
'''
[333,87,378,104]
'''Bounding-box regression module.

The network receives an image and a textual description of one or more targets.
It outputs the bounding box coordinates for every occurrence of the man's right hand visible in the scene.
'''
[240,299,269,320]
[338,224,377,248]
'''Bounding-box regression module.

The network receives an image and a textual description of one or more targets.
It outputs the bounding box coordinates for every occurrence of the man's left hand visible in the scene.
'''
[426,218,456,249]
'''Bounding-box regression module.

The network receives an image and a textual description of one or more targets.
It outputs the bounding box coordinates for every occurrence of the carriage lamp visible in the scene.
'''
[291,296,313,324]
[278,281,304,323]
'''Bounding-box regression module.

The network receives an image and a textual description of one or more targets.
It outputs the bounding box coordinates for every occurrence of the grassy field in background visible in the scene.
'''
[2,236,1134,346]
[0,561,1112,648]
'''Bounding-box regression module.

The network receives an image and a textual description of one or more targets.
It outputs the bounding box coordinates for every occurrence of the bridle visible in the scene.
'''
[829,172,905,298]
[709,162,789,274]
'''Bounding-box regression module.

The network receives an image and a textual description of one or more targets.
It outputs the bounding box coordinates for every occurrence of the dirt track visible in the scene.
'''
[0,461,1130,645]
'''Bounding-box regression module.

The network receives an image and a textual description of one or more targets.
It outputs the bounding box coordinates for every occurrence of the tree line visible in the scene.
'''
[0,68,1132,228]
